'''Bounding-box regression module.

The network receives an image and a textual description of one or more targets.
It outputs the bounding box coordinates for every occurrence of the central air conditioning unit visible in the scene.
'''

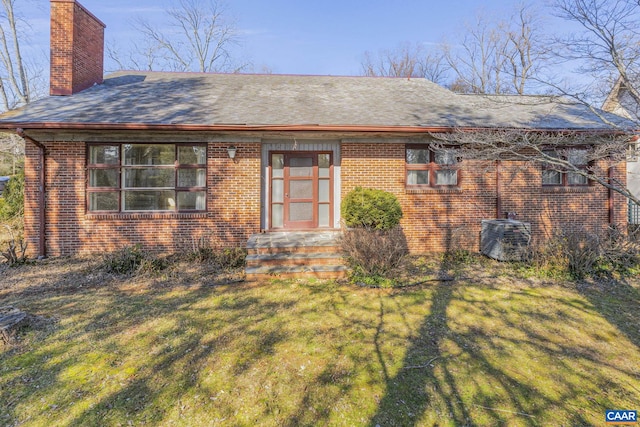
[481,219,531,261]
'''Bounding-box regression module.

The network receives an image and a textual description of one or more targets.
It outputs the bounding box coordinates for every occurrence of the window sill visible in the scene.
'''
[86,212,208,220]
[541,186,595,194]
[405,187,463,194]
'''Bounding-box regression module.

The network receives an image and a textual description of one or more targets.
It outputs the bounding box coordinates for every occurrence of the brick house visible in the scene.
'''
[0,0,631,264]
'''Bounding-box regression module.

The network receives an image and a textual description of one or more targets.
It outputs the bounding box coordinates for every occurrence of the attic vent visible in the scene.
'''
[481,219,531,261]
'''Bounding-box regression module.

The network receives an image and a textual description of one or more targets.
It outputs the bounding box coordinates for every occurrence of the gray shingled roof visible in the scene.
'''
[0,71,632,130]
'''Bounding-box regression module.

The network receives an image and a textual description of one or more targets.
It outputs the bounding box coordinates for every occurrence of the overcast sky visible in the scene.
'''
[18,0,571,77]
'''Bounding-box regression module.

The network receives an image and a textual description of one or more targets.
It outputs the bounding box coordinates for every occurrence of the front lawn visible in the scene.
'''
[1,258,639,426]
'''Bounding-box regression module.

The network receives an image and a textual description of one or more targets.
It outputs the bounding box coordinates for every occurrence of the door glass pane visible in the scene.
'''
[178,146,206,164]
[319,179,330,203]
[289,157,313,177]
[123,190,175,211]
[272,179,284,203]
[177,169,206,187]
[318,204,330,227]
[290,180,313,199]
[319,154,330,177]
[89,192,118,211]
[89,169,118,187]
[289,202,313,221]
[124,144,175,165]
[177,191,206,210]
[89,145,119,165]
[407,170,429,185]
[435,169,458,185]
[272,204,283,228]
[272,154,284,178]
[124,168,174,188]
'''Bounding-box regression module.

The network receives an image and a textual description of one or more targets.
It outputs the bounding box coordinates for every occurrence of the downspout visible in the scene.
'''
[496,160,502,218]
[608,165,614,226]
[16,128,46,258]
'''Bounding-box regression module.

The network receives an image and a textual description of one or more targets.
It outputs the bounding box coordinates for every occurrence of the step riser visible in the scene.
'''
[248,246,341,255]
[246,258,344,268]
[246,270,347,281]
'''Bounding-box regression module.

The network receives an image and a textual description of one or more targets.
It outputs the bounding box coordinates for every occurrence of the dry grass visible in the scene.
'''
[1,257,639,426]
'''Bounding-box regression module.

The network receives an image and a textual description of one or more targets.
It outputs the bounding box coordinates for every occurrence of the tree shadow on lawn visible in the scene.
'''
[0,262,294,426]
[366,276,640,426]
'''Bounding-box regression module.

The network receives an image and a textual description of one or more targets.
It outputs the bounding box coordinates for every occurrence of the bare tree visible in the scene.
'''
[361,42,450,84]
[0,0,38,110]
[550,0,640,125]
[110,0,247,73]
[443,4,548,94]
[0,133,23,175]
[430,129,637,204]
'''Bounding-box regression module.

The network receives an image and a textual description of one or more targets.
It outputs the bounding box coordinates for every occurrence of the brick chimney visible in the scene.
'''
[50,0,106,96]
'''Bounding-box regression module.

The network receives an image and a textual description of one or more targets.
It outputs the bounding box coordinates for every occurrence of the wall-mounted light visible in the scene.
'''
[227,146,237,160]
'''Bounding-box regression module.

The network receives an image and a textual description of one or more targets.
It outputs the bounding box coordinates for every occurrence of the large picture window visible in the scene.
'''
[87,144,207,212]
[542,149,589,186]
[406,145,459,188]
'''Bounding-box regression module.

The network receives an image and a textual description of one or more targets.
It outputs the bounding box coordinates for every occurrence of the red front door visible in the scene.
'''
[270,152,332,229]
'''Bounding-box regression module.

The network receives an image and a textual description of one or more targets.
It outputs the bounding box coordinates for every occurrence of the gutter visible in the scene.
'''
[15,128,46,258]
[0,122,630,134]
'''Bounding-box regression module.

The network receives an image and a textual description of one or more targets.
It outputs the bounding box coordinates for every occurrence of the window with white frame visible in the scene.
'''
[542,149,589,186]
[406,145,459,187]
[87,144,207,212]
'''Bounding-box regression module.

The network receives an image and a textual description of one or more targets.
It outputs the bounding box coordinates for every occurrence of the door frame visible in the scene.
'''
[268,150,333,230]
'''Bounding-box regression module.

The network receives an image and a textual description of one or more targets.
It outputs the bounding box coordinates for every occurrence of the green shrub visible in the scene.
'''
[341,187,402,230]
[0,170,24,220]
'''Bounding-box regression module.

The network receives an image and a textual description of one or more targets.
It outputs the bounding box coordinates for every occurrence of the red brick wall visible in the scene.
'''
[23,139,626,256]
[50,0,105,96]
[24,141,261,257]
[341,142,627,253]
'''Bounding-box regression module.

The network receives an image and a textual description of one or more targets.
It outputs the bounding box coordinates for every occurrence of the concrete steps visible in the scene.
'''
[245,231,348,280]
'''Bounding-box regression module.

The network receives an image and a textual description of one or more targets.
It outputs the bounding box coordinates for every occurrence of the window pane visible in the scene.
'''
[177,169,206,187]
[178,146,206,165]
[272,179,284,203]
[272,154,284,178]
[177,191,206,210]
[124,144,175,165]
[89,192,118,211]
[319,204,330,227]
[436,169,458,185]
[568,150,588,166]
[319,179,330,203]
[124,168,174,188]
[542,170,562,185]
[289,157,313,177]
[272,204,283,228]
[407,170,429,185]
[290,180,313,198]
[89,169,118,187]
[289,202,313,221]
[123,190,175,211]
[406,148,429,164]
[435,150,457,165]
[568,172,588,185]
[318,154,331,177]
[89,145,119,165]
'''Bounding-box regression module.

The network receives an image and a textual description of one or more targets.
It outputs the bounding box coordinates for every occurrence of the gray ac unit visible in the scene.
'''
[481,219,531,261]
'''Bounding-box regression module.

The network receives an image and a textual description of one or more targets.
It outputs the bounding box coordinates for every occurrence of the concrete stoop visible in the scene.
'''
[245,231,348,280]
